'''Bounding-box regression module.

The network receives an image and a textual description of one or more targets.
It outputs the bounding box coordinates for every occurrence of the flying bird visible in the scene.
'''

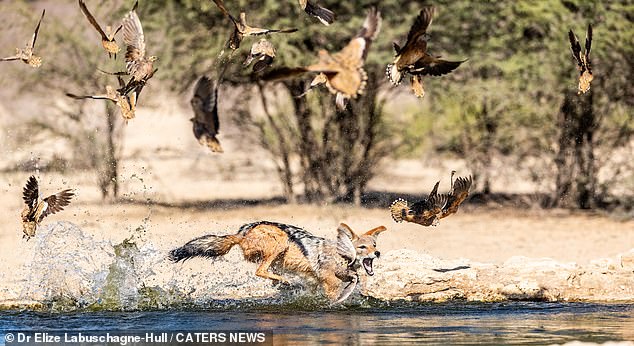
[386,6,466,98]
[390,181,448,227]
[263,7,381,110]
[20,175,74,240]
[213,0,298,50]
[298,0,335,26]
[568,24,593,94]
[190,76,223,153]
[78,0,123,59]
[66,79,136,122]
[1,10,46,68]
[390,172,472,227]
[119,1,157,99]
[244,38,276,73]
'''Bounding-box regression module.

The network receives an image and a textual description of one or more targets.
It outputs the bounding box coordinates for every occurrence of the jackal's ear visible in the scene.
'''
[364,226,387,239]
[337,223,358,241]
[337,226,357,263]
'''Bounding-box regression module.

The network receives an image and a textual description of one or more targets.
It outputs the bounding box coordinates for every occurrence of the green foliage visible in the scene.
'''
[2,0,631,204]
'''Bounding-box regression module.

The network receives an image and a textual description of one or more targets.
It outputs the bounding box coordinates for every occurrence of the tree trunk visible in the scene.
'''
[575,90,596,209]
[553,90,596,209]
[98,102,119,200]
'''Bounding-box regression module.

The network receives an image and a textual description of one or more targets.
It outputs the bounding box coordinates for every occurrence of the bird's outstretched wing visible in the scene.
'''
[568,29,583,68]
[0,56,20,62]
[65,92,113,101]
[301,0,335,26]
[191,76,219,134]
[248,26,298,36]
[122,1,147,73]
[410,58,467,76]
[403,6,434,50]
[22,175,39,209]
[428,180,440,199]
[410,181,445,219]
[213,0,238,24]
[190,76,222,152]
[261,66,311,82]
[39,189,74,221]
[336,226,357,264]
[29,9,46,50]
[584,23,592,69]
[348,6,382,61]
[78,0,109,41]
[440,175,472,219]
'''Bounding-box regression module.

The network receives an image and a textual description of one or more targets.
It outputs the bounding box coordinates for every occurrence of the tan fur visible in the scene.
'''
[170,221,387,302]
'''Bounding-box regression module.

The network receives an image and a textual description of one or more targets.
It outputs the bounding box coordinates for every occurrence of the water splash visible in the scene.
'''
[11,222,336,312]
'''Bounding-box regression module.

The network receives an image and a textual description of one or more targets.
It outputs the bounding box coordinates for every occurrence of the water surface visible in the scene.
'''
[2,302,633,345]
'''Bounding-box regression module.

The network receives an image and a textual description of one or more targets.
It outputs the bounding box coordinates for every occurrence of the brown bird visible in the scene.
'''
[21,175,74,240]
[190,76,223,153]
[119,1,157,98]
[438,172,472,219]
[264,7,381,110]
[244,38,276,73]
[569,24,593,94]
[390,181,448,227]
[386,6,466,98]
[308,7,381,109]
[78,0,122,59]
[66,84,136,122]
[1,10,45,68]
[213,0,298,50]
[298,0,335,26]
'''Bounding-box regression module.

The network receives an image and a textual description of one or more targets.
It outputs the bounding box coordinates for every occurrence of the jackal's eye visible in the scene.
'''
[358,245,367,249]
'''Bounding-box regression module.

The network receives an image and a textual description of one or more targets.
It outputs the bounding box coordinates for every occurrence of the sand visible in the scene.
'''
[1,104,633,304]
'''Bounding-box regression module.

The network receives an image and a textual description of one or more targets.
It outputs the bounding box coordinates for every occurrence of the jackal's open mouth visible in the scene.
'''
[362,258,374,276]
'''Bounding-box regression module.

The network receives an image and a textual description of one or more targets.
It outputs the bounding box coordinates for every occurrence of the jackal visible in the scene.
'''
[169,221,386,303]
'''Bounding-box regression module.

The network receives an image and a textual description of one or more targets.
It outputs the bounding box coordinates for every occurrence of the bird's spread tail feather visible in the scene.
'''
[390,198,409,223]
[386,63,402,85]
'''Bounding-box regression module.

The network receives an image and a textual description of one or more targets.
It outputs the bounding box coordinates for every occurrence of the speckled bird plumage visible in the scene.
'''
[390,172,472,227]
[213,0,297,50]
[190,76,223,153]
[263,7,381,110]
[78,0,122,59]
[119,1,157,99]
[569,24,593,94]
[1,10,45,68]
[66,75,136,121]
[20,175,74,240]
[244,39,276,73]
[386,6,465,98]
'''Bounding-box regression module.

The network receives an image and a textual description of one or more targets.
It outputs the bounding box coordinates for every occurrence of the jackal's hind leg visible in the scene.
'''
[255,252,290,284]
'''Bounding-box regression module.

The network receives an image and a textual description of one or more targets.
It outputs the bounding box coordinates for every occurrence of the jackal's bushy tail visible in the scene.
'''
[169,234,240,262]
[390,198,409,223]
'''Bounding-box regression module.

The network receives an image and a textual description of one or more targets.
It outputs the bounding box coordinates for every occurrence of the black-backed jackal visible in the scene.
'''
[169,221,387,303]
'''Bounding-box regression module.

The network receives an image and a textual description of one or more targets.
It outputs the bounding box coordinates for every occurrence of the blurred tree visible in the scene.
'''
[138,0,412,204]
[421,1,633,208]
[139,0,634,207]
[3,0,631,209]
